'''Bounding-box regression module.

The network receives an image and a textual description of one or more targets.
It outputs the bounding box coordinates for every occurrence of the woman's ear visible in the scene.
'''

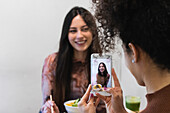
[128,43,139,63]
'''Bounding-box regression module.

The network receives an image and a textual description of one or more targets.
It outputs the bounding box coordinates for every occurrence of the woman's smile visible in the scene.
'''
[75,40,87,45]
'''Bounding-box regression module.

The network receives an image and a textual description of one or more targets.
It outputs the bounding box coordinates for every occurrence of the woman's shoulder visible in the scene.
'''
[45,52,58,62]
[43,52,58,67]
[46,52,58,59]
[107,73,110,77]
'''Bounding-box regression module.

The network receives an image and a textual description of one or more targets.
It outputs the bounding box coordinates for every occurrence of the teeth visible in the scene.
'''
[76,41,85,44]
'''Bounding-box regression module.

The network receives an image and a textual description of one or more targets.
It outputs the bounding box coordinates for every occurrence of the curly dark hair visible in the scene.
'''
[92,0,170,70]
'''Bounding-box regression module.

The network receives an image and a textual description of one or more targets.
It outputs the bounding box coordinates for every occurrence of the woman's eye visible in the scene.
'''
[82,27,89,32]
[69,30,77,33]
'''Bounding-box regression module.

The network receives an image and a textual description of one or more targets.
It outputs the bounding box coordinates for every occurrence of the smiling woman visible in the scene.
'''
[68,15,93,53]
[0,0,99,112]
[40,6,103,113]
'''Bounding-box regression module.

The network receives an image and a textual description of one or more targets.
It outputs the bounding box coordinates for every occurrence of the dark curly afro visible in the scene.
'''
[92,0,170,70]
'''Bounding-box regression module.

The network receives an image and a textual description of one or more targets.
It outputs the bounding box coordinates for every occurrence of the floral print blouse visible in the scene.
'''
[41,53,89,104]
[41,53,106,113]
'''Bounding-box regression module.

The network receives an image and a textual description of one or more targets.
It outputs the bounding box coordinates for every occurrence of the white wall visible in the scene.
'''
[0,0,91,113]
[0,0,146,112]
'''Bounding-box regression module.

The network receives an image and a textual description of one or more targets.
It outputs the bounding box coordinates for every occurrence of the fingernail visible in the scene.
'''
[90,93,94,98]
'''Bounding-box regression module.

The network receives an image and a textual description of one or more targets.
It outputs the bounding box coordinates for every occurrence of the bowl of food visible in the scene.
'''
[64,98,81,113]
[92,84,102,92]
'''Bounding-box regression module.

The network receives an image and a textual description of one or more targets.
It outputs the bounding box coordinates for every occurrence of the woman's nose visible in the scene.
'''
[77,30,83,38]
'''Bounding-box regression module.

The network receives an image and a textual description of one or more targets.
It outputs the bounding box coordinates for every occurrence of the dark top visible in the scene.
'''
[96,73,110,87]
[141,84,170,113]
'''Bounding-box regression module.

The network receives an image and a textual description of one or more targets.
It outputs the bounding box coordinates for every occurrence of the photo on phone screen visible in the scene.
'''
[91,53,112,96]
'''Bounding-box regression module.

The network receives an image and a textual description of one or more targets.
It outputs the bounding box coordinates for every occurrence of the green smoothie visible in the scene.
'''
[125,96,140,112]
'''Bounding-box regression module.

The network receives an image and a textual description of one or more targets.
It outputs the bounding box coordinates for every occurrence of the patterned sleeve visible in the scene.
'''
[41,53,57,104]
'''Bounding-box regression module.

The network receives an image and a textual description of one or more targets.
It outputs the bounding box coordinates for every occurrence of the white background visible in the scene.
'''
[0,0,146,112]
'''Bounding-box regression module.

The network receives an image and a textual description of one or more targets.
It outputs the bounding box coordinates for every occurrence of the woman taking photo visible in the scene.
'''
[78,0,170,113]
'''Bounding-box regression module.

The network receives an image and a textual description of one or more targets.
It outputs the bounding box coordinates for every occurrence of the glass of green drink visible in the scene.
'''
[125,95,140,112]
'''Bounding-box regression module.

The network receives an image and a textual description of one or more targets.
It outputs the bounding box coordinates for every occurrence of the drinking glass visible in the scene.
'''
[125,95,141,112]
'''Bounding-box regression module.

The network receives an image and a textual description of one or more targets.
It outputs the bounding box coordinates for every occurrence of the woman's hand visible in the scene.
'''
[41,100,59,113]
[78,84,100,113]
[96,68,127,113]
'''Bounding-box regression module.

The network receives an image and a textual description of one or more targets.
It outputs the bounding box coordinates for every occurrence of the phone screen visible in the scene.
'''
[91,53,112,96]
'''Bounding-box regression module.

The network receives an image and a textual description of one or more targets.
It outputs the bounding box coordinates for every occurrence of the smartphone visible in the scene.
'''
[91,53,112,96]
